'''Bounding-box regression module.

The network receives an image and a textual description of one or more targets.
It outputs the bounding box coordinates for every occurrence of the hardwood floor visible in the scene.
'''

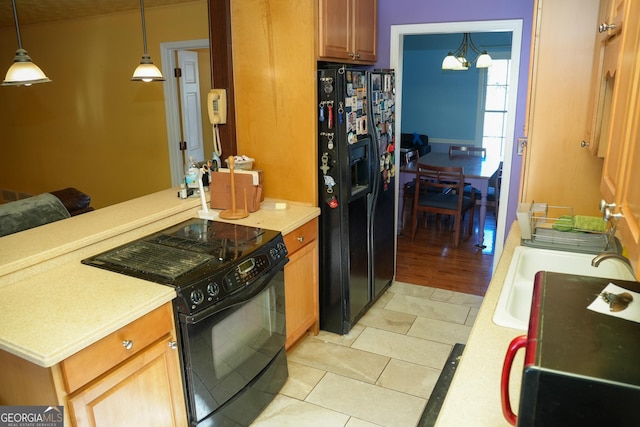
[395,206,496,296]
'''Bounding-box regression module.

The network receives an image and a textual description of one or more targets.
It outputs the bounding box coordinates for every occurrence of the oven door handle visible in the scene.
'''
[181,257,288,324]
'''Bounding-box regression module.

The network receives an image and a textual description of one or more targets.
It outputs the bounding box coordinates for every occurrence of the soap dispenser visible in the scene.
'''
[184,156,199,189]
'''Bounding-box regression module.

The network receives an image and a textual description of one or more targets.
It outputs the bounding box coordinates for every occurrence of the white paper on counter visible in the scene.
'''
[587,283,640,323]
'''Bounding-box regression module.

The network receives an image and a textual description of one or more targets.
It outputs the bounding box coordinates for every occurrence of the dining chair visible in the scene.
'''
[411,164,475,247]
[464,161,503,218]
[448,145,487,158]
[400,149,420,226]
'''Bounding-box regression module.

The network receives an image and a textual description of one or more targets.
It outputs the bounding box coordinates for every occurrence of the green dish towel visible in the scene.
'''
[574,215,607,232]
[552,215,574,232]
[552,215,607,233]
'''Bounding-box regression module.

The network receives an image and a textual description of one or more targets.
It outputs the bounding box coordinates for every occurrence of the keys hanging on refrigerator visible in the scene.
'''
[338,102,344,125]
[323,175,336,193]
[320,152,330,175]
[319,102,325,122]
[320,132,334,150]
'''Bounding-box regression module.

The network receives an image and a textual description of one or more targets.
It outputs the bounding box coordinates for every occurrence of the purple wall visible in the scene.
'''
[377,0,535,232]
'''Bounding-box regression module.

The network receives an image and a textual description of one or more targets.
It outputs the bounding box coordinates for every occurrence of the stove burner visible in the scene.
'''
[93,240,212,280]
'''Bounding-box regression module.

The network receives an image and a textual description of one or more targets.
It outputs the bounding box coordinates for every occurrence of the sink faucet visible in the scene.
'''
[591,252,634,274]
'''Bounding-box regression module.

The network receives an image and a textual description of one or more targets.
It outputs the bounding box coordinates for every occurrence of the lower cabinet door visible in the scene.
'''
[67,336,187,427]
[284,240,319,349]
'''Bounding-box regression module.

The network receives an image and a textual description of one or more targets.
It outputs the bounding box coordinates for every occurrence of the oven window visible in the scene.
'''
[182,273,286,423]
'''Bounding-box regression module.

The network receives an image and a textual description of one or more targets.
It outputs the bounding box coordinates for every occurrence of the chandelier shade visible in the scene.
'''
[442,33,492,71]
[2,0,51,86]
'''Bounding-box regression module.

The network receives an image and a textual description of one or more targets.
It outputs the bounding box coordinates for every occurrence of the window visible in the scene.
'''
[478,58,511,160]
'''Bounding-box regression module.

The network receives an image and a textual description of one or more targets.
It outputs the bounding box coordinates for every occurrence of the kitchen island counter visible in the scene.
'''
[436,224,525,426]
[0,188,319,367]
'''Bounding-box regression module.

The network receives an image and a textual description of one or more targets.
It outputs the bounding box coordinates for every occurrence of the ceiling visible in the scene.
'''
[0,0,198,28]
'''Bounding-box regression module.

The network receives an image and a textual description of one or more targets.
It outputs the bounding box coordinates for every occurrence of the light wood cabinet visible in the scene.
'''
[598,0,631,204]
[521,0,604,215]
[600,0,640,275]
[67,336,185,427]
[318,0,377,64]
[0,303,187,427]
[231,0,317,204]
[283,218,319,349]
[231,0,377,204]
[584,0,625,157]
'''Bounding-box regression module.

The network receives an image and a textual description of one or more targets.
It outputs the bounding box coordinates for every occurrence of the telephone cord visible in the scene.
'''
[212,124,222,156]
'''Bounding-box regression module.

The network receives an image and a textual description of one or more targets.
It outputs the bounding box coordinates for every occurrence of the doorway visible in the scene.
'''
[390,20,523,267]
[160,39,211,186]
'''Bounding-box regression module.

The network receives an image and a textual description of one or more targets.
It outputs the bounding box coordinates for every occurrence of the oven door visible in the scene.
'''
[177,262,288,426]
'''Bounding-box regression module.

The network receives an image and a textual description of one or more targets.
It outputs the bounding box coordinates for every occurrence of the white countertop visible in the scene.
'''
[0,188,319,367]
[436,224,526,426]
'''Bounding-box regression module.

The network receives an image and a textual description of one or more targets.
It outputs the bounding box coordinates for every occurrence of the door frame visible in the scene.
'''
[161,39,210,186]
[390,20,523,267]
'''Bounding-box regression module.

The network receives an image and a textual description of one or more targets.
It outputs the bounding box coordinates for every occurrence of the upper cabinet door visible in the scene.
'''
[521,0,603,214]
[600,0,633,202]
[352,0,377,63]
[584,0,627,157]
[319,0,351,60]
[604,0,640,275]
[318,0,377,64]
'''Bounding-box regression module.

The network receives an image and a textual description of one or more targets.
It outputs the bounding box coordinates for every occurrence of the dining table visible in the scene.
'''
[402,151,502,248]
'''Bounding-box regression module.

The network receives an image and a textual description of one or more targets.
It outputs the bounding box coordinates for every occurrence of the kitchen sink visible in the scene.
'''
[493,246,636,330]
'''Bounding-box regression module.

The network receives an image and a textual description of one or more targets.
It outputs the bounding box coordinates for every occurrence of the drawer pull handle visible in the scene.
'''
[297,236,304,243]
[169,341,178,350]
[122,340,134,350]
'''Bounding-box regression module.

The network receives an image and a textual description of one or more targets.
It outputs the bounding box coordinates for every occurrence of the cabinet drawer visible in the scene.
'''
[60,302,174,393]
[283,218,318,255]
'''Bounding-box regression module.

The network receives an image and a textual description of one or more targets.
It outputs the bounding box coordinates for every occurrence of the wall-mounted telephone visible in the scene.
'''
[208,89,227,125]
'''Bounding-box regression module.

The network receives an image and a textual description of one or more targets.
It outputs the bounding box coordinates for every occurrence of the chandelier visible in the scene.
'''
[442,33,492,71]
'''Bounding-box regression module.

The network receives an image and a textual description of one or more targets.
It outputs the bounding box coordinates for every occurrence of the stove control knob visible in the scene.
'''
[190,289,204,305]
[207,282,220,298]
[270,242,288,260]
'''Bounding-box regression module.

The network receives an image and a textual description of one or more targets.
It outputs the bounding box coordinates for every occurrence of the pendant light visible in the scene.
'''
[131,0,165,82]
[442,33,492,71]
[2,0,51,86]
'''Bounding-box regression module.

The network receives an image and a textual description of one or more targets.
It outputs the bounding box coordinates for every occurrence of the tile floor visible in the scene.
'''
[251,281,483,427]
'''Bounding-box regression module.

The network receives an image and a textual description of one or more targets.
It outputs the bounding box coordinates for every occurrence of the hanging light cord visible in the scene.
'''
[139,0,149,54]
[10,0,23,49]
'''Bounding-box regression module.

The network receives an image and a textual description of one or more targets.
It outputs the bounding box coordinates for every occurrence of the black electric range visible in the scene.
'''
[82,218,288,316]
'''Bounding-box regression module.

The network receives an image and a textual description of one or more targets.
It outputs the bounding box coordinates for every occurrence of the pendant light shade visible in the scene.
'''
[132,0,165,82]
[132,54,165,82]
[441,53,459,70]
[476,51,493,68]
[2,0,51,87]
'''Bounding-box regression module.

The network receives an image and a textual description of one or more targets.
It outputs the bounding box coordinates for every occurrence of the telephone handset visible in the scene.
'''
[208,89,227,125]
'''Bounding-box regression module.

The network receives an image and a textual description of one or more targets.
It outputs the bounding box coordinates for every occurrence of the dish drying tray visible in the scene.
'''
[517,203,621,254]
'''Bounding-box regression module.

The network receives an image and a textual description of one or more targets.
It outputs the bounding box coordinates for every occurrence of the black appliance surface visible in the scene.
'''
[317,66,396,334]
[82,218,289,426]
[517,271,640,427]
[82,218,288,316]
[180,267,287,426]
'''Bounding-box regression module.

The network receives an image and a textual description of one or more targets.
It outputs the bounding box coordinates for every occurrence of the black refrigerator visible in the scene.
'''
[317,66,396,334]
